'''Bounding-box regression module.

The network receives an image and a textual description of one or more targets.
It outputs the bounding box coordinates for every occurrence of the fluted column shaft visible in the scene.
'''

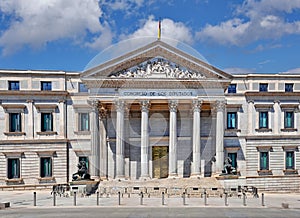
[168,100,178,177]
[140,100,150,178]
[192,100,202,176]
[215,100,225,173]
[115,100,125,178]
[90,101,100,179]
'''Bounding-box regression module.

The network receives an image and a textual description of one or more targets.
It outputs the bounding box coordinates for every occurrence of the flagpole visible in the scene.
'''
[158,18,161,40]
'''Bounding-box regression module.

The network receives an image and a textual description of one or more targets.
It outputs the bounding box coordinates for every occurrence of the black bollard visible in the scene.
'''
[97,192,99,206]
[225,193,228,206]
[140,192,143,205]
[162,192,165,205]
[74,192,77,206]
[118,192,121,205]
[204,189,207,206]
[33,192,36,206]
[261,193,265,206]
[183,192,186,205]
[53,191,56,206]
[243,193,247,206]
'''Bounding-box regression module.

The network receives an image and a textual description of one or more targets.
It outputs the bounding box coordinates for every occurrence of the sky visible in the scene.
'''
[1,0,300,74]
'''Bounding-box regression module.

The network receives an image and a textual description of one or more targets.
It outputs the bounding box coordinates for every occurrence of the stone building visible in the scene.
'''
[0,38,299,191]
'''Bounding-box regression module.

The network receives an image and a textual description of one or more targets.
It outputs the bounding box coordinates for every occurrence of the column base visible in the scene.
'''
[100,176,108,181]
[168,173,178,179]
[90,176,100,181]
[190,174,202,179]
[115,175,126,181]
[139,175,151,181]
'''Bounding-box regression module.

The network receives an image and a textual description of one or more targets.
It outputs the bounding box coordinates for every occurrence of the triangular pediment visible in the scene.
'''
[81,40,232,81]
[108,57,206,79]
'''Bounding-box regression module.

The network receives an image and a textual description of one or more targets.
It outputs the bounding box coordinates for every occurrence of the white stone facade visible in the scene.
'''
[0,40,299,191]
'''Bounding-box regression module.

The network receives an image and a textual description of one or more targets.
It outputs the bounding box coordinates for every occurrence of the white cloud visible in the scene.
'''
[280,67,300,74]
[123,16,194,45]
[197,0,300,46]
[224,67,256,75]
[0,0,112,55]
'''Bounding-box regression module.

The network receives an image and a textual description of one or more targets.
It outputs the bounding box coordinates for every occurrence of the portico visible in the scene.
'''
[81,39,232,180]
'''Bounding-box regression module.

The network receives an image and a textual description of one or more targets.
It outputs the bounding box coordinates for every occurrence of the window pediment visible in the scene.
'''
[256,146,272,152]
[1,104,26,113]
[282,146,298,151]
[35,104,57,112]
[2,151,24,158]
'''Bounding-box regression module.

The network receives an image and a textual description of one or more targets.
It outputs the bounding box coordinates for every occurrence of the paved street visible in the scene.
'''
[1,190,300,217]
[1,207,300,218]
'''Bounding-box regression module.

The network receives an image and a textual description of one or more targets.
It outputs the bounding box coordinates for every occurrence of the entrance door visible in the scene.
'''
[152,146,169,178]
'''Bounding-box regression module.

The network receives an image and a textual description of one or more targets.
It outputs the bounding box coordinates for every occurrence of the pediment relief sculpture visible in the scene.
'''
[108,58,206,79]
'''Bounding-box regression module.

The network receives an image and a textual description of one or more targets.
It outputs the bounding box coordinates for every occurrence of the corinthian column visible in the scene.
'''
[168,100,178,177]
[89,100,100,179]
[99,104,108,180]
[115,100,125,179]
[191,99,202,176]
[215,100,225,174]
[140,100,150,179]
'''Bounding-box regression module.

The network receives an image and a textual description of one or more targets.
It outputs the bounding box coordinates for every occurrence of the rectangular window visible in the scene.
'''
[7,158,20,179]
[79,113,89,131]
[228,153,237,169]
[227,84,236,93]
[286,151,295,170]
[8,81,20,90]
[40,157,52,177]
[284,111,294,128]
[79,156,89,171]
[227,112,237,129]
[41,81,52,91]
[259,112,268,128]
[285,83,293,92]
[259,83,268,92]
[260,152,269,170]
[41,113,53,132]
[9,113,21,132]
[79,83,88,93]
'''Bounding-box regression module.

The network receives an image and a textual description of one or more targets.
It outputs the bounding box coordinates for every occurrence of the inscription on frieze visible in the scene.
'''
[120,89,198,97]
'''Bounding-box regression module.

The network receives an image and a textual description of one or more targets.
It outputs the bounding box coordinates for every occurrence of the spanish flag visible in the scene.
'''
[158,19,161,40]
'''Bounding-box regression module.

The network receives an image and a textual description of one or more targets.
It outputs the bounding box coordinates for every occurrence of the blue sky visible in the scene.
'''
[1,0,300,74]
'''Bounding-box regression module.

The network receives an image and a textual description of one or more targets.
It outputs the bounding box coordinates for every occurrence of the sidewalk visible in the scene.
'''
[1,190,300,209]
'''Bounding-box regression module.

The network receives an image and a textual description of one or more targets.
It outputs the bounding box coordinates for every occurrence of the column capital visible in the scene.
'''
[168,100,178,112]
[215,100,226,112]
[88,99,99,111]
[98,103,107,119]
[115,100,125,112]
[192,99,203,112]
[140,100,151,112]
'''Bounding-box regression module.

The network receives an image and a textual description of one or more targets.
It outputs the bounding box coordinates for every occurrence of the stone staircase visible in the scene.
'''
[99,177,224,197]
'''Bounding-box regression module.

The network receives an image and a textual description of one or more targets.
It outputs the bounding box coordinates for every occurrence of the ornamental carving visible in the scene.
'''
[115,100,126,112]
[192,100,203,112]
[140,100,151,112]
[98,103,107,119]
[168,100,178,112]
[108,58,206,79]
[215,100,226,112]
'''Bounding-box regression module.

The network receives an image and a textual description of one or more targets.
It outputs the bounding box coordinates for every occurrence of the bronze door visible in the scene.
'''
[152,146,169,178]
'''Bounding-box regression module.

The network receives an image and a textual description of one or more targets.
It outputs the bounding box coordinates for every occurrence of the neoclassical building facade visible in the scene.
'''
[0,39,299,191]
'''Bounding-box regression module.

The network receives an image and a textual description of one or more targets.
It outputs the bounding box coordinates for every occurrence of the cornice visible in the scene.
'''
[0,139,68,145]
[245,92,300,97]
[0,90,69,97]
